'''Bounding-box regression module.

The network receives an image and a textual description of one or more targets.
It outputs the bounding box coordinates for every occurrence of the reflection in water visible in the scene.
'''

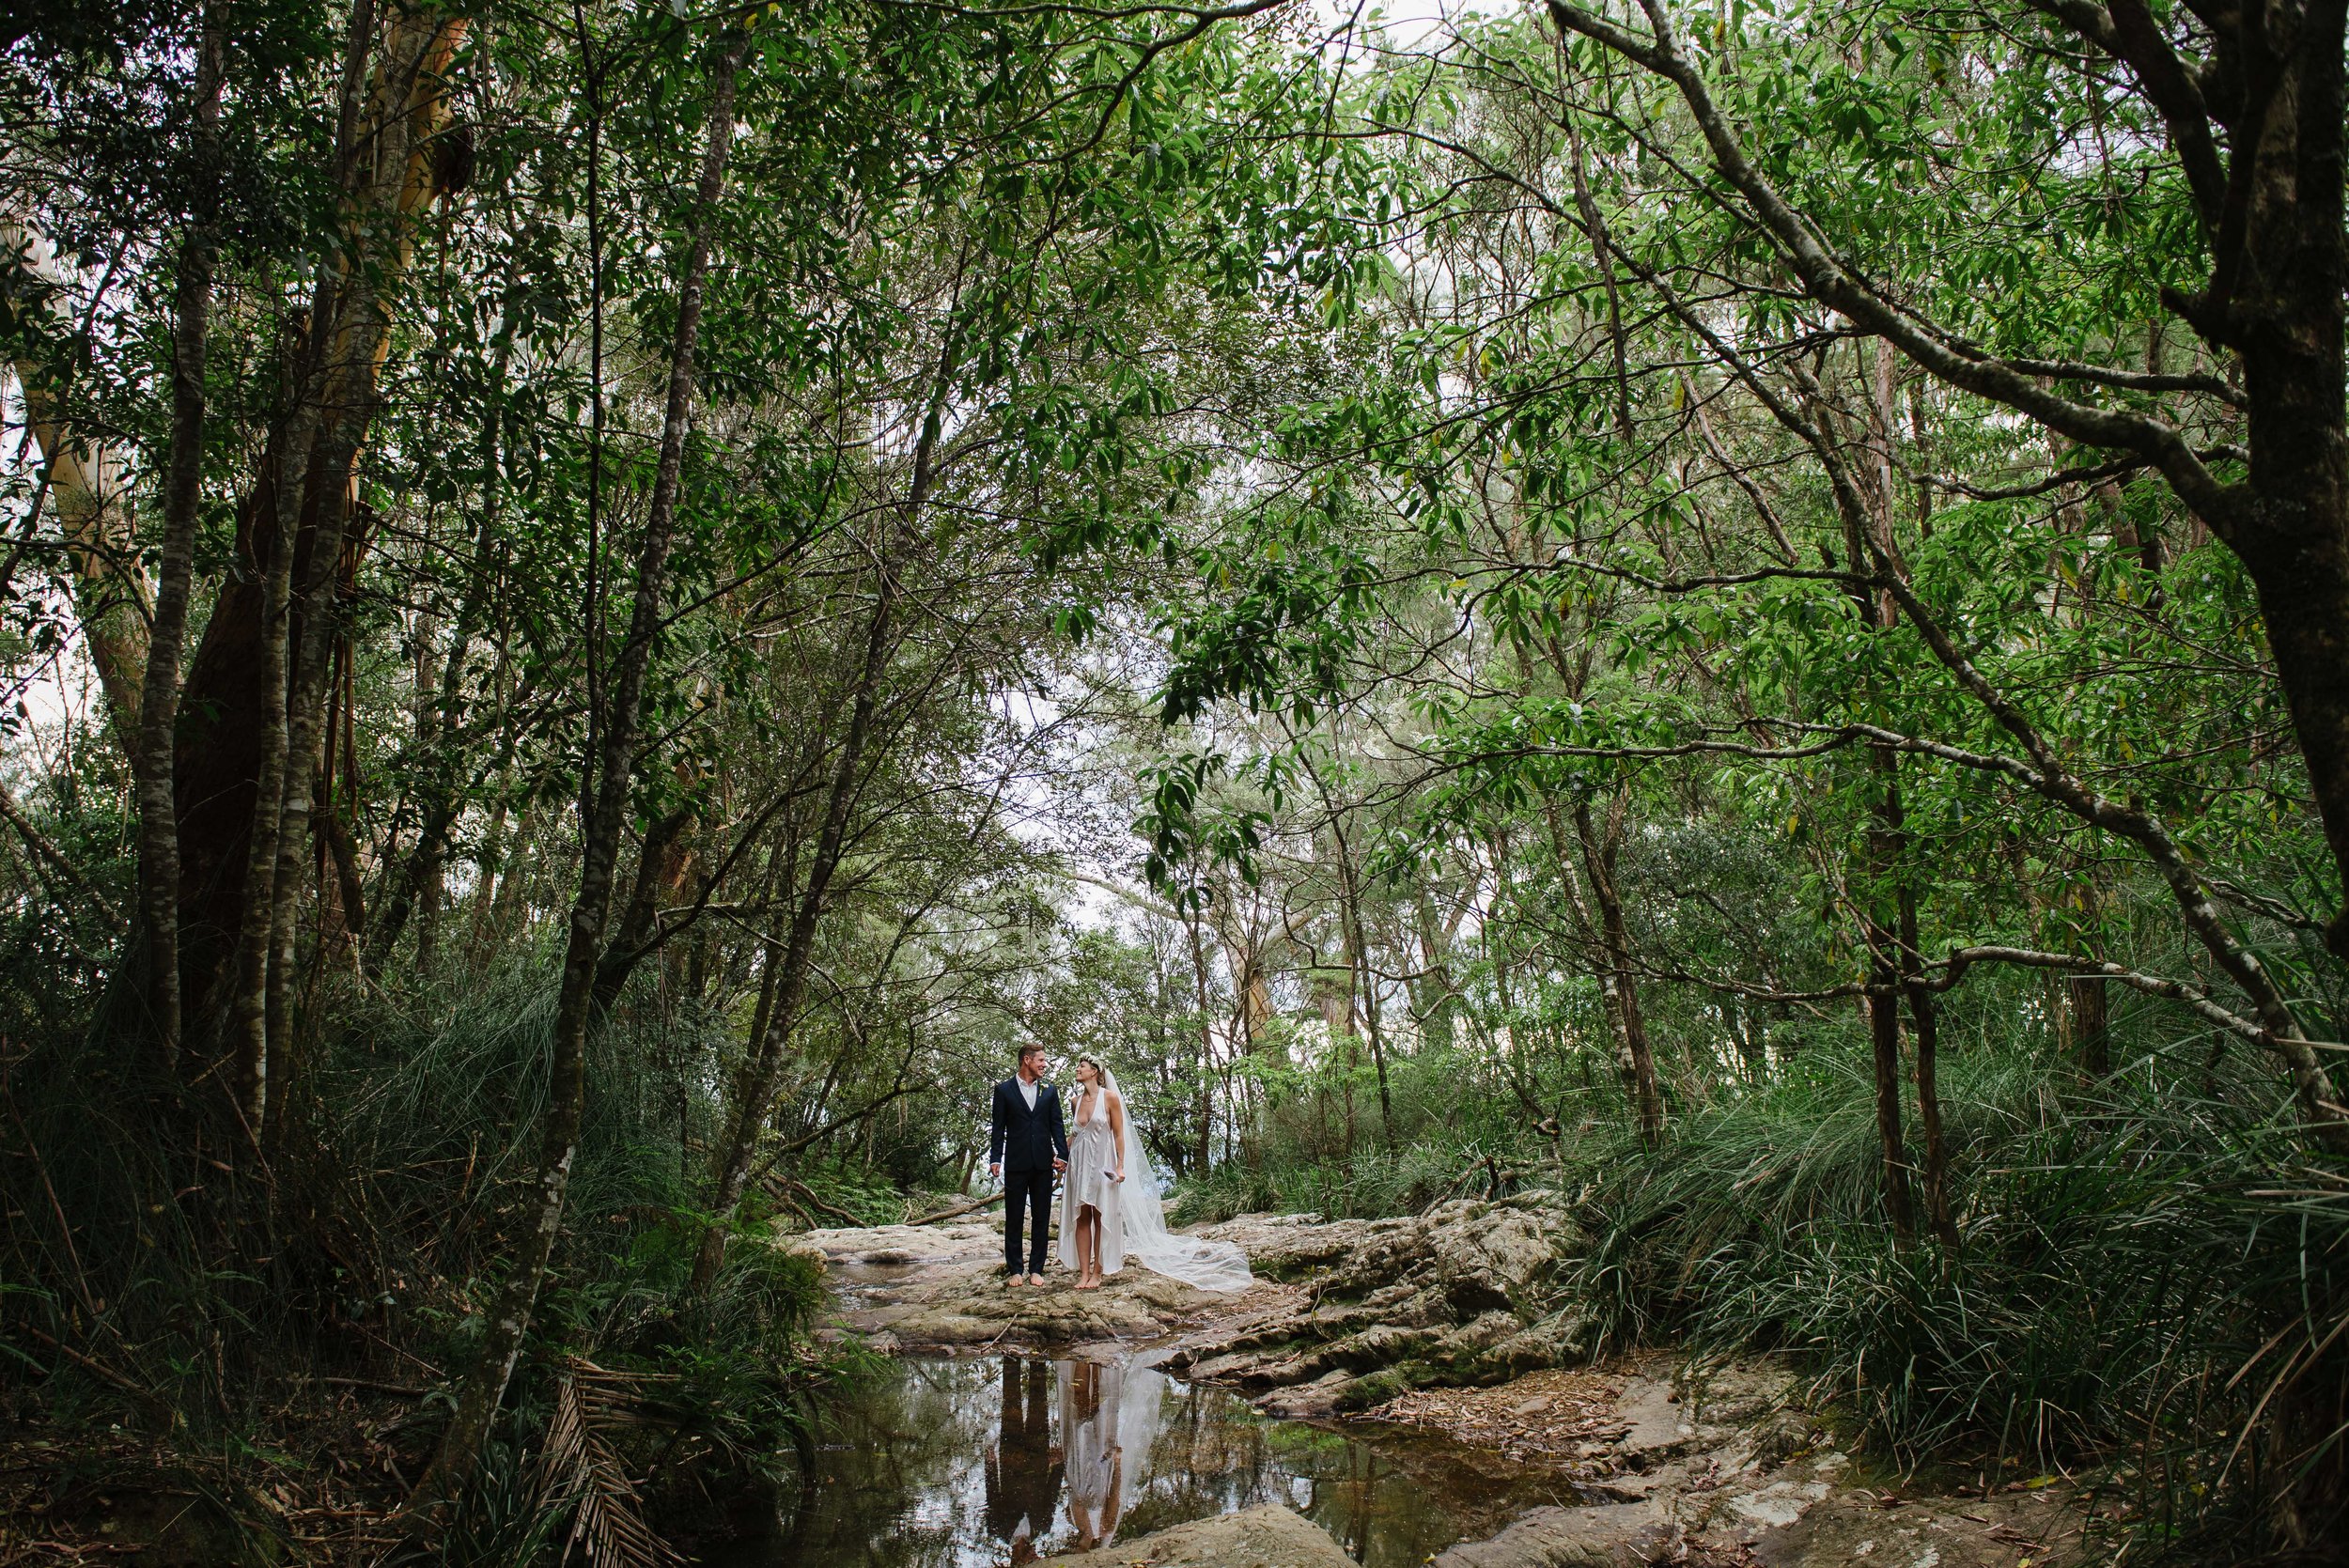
[985,1358,1062,1560]
[1059,1359,1124,1552]
[733,1353,1565,1568]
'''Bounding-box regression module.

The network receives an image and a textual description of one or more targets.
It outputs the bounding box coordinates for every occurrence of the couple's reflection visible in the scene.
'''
[981,1357,1126,1563]
[1061,1358,1127,1551]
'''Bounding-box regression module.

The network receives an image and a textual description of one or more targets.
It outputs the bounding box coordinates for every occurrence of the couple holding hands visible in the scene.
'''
[987,1043,1251,1294]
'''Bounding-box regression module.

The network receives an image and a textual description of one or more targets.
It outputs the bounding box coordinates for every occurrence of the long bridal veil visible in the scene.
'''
[1099,1069,1253,1294]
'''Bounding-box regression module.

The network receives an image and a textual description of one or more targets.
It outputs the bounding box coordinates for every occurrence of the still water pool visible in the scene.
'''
[715,1353,1580,1567]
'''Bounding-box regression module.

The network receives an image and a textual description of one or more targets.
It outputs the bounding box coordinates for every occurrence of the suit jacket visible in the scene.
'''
[990,1078,1069,1172]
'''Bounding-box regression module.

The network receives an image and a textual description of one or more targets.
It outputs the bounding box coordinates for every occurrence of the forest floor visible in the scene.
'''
[791,1198,2111,1568]
[0,1200,2110,1565]
[0,1391,423,1564]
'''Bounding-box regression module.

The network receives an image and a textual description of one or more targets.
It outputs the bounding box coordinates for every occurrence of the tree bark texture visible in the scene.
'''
[589,802,697,1017]
[173,1,464,1079]
[2070,972,2111,1078]
[1572,798,1663,1145]
[1,222,153,757]
[134,3,226,1066]
[1189,914,1216,1174]
[1864,939,1916,1245]
[1895,846,1958,1247]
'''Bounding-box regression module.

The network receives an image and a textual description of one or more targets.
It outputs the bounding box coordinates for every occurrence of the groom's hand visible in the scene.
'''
[1051,1157,1066,1172]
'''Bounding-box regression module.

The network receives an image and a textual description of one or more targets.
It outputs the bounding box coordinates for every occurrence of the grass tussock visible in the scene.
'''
[0,958,840,1560]
[1561,1042,2349,1549]
[1159,1028,2348,1556]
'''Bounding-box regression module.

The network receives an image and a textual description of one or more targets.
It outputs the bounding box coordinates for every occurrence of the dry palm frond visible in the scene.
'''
[568,1357,682,1427]
[538,1366,681,1568]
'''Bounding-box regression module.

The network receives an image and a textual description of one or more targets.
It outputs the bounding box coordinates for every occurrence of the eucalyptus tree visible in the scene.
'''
[1148,0,2347,1189]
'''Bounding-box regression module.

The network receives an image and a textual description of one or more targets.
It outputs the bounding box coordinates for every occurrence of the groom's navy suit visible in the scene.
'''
[990,1077,1069,1276]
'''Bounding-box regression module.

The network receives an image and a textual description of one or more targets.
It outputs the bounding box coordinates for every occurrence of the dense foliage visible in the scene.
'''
[2,0,2343,1560]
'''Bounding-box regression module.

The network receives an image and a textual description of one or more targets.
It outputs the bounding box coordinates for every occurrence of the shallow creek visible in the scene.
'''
[710,1351,1587,1567]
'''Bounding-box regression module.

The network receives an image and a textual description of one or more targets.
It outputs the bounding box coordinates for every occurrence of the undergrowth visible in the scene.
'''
[1,957,844,1560]
[1561,1040,2349,1552]
[1166,1027,2349,1558]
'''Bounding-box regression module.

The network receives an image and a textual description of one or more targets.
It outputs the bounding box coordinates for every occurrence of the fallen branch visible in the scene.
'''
[14,1323,162,1408]
[319,1375,431,1397]
[760,1176,865,1229]
[904,1191,1005,1226]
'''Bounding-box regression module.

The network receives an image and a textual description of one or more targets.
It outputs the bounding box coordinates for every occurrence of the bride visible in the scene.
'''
[1059,1057,1252,1293]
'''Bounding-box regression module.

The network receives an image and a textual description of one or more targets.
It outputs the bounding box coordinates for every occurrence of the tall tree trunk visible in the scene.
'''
[1858,760,1918,1244]
[262,7,471,1131]
[134,4,225,1067]
[2232,0,2349,965]
[168,0,464,1043]
[2,222,153,757]
[224,397,307,1134]
[1894,854,1957,1247]
[1308,751,1393,1151]
[412,32,746,1513]
[691,559,901,1293]
[404,607,448,968]
[1188,913,1215,1174]
[2070,972,2111,1077]
[588,803,695,1017]
[1863,918,1916,1245]
[1571,798,1662,1144]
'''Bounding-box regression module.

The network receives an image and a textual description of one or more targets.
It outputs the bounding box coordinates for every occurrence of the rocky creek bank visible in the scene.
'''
[787,1193,2094,1567]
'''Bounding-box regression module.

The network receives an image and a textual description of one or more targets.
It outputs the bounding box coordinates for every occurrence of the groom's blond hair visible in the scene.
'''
[1017,1041,1046,1066]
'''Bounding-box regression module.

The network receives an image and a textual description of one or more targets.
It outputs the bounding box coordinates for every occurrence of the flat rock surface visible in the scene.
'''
[1398,1362,2092,1568]
[794,1215,1003,1271]
[1160,1194,1588,1415]
[790,1214,1278,1349]
[1043,1504,1355,1568]
[788,1205,2098,1567]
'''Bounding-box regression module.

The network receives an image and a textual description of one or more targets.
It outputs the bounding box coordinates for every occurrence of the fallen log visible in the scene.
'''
[904,1191,1004,1226]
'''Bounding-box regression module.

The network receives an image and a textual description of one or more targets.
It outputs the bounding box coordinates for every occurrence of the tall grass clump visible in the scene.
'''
[2,954,833,1555]
[1562,1036,2349,1548]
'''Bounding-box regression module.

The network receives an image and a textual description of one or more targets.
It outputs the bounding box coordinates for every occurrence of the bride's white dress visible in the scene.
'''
[1058,1071,1252,1293]
[1062,1088,1126,1270]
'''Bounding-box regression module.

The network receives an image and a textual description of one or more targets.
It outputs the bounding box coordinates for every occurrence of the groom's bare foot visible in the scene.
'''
[1027,1272,1046,1288]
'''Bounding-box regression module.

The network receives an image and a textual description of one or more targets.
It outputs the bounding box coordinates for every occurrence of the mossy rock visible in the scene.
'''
[1337,1367,1416,1410]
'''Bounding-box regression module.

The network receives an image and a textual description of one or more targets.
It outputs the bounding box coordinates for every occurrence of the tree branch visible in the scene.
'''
[1544,0,2248,537]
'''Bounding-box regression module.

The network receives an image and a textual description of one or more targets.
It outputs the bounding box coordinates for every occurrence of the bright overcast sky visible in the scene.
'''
[1310,0,1511,49]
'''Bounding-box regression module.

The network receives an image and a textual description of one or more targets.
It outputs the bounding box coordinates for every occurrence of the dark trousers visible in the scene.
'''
[1003,1167,1051,1275]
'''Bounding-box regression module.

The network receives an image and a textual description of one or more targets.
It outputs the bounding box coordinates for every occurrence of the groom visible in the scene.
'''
[988,1042,1068,1287]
